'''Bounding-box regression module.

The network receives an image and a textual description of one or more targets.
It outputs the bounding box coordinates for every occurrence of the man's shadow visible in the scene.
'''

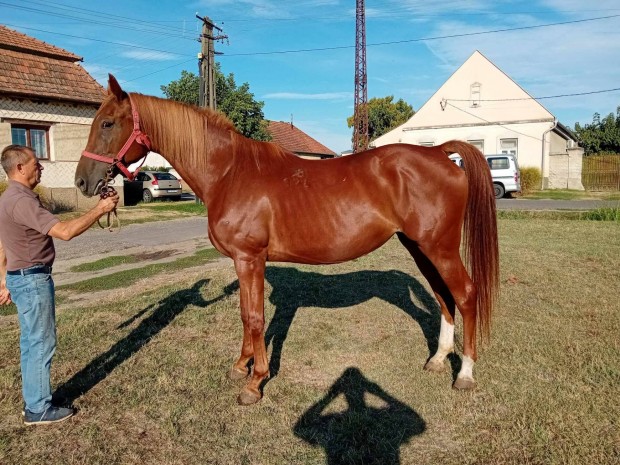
[54,279,239,406]
[294,367,426,465]
[264,267,443,379]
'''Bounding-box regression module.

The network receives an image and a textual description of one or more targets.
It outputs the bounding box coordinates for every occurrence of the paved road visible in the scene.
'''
[54,216,210,263]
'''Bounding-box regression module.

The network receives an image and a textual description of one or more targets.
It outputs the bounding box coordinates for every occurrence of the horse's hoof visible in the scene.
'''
[453,377,476,390]
[237,388,262,406]
[424,359,446,373]
[229,367,249,380]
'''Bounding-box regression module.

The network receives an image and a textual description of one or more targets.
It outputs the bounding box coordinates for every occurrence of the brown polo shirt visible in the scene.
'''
[0,180,59,271]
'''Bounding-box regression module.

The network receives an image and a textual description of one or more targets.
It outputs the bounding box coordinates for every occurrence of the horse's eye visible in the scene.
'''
[102,121,114,129]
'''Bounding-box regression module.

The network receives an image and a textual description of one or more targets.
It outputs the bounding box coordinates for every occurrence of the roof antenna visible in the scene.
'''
[290,114,294,129]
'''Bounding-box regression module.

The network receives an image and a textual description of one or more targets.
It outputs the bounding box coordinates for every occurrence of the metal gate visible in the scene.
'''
[582,155,620,191]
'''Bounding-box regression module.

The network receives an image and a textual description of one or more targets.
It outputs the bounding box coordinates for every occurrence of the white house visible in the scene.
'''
[372,51,583,189]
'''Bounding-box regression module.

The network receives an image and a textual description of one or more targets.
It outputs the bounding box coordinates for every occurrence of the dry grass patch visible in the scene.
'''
[0,219,618,464]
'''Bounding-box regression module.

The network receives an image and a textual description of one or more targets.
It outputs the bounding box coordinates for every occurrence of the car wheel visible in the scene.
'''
[142,189,154,203]
[493,183,505,199]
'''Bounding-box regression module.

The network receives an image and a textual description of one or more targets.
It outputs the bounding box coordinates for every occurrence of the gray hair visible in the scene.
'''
[1,144,34,176]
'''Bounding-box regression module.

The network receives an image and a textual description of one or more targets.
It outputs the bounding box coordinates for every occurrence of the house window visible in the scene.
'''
[11,124,50,159]
[470,82,481,108]
[468,139,484,152]
[500,138,518,158]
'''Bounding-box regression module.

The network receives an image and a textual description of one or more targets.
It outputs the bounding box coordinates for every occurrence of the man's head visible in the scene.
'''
[1,145,43,189]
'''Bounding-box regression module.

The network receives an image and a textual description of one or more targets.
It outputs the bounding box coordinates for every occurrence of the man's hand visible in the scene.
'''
[0,281,11,306]
[97,192,119,214]
[49,191,120,241]
[0,240,10,305]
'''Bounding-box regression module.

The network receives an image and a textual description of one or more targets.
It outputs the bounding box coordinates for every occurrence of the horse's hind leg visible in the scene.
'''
[397,234,456,373]
[233,254,270,405]
[400,233,479,389]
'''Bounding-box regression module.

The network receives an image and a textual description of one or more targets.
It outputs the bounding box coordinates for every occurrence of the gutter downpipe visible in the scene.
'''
[541,119,557,189]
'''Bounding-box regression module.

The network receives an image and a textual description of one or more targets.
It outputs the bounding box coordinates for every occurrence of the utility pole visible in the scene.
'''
[196,14,227,110]
[353,0,368,153]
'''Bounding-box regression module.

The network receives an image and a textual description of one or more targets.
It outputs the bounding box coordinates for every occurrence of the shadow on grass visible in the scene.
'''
[53,278,239,406]
[294,367,426,465]
[264,267,442,380]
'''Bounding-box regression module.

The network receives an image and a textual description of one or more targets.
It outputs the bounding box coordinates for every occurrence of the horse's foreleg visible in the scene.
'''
[230,304,254,380]
[233,255,269,405]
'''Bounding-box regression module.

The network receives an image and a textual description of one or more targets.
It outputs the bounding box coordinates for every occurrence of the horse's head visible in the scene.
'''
[75,74,150,197]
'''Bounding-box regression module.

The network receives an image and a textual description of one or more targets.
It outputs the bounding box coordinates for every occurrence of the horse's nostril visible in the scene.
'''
[75,177,86,191]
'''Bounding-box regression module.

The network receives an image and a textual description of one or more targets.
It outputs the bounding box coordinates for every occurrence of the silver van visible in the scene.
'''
[449,153,521,199]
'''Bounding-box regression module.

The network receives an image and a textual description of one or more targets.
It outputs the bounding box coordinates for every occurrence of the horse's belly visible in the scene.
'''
[267,220,395,265]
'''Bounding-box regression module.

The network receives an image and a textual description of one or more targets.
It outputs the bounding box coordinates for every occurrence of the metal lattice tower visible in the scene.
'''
[353,0,368,152]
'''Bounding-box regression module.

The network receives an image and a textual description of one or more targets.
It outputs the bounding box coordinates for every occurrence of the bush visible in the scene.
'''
[0,180,6,196]
[520,167,542,194]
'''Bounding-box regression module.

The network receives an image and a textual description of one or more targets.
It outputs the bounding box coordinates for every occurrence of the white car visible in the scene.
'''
[450,153,521,199]
[134,170,182,202]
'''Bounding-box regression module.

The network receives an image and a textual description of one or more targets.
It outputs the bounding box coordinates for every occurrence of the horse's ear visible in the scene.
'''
[107,74,126,101]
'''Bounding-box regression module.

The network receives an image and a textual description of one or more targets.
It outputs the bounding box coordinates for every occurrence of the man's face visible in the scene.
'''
[19,151,43,188]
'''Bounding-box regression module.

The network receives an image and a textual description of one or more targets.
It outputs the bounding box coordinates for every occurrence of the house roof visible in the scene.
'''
[268,120,336,157]
[0,25,105,105]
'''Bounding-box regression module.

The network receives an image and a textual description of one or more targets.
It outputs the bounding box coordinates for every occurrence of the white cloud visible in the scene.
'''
[263,92,351,100]
[120,50,180,61]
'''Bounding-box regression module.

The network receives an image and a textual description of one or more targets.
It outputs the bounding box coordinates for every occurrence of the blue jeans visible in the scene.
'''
[6,268,56,414]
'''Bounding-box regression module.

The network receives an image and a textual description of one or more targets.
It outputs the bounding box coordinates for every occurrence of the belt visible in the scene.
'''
[7,265,52,276]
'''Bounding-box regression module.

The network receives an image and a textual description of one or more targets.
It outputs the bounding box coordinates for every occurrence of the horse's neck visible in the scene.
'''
[139,99,235,202]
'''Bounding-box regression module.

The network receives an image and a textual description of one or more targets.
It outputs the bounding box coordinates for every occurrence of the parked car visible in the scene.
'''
[449,153,521,199]
[133,170,182,202]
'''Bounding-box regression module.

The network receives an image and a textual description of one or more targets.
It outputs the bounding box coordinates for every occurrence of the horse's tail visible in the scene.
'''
[440,140,499,341]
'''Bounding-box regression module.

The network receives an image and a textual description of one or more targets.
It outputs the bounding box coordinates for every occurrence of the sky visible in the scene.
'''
[2,0,620,154]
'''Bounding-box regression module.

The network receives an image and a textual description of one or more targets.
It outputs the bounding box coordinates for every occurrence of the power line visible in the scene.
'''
[215,8,620,22]
[223,14,620,56]
[120,58,197,84]
[2,24,191,58]
[446,88,620,103]
[444,102,543,141]
[0,1,194,39]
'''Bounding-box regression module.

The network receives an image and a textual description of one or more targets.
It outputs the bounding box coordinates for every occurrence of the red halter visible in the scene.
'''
[81,94,151,181]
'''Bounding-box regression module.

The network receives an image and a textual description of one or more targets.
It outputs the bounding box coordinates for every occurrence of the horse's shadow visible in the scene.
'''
[293,367,426,465]
[264,267,443,379]
[54,278,239,406]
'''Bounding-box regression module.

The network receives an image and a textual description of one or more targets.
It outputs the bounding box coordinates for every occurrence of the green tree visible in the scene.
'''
[160,65,271,141]
[160,70,199,105]
[574,106,620,155]
[347,96,414,143]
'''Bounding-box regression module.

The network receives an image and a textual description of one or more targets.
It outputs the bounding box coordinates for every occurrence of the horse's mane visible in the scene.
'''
[130,92,295,174]
[129,93,238,169]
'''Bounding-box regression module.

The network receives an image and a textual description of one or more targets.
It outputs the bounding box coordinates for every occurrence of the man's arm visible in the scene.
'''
[0,239,11,305]
[48,193,119,241]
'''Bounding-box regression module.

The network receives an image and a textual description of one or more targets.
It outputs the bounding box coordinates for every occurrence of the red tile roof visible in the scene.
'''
[0,25,105,105]
[268,120,336,157]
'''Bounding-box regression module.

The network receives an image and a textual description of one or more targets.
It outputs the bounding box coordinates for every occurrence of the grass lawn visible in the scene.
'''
[518,189,620,201]
[0,218,618,464]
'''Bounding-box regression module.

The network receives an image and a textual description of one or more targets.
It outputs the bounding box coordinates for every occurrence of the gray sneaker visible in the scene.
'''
[24,406,74,426]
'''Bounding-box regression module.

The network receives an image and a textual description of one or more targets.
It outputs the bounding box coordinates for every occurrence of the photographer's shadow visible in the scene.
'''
[294,367,426,465]
[264,267,441,378]
[54,279,239,405]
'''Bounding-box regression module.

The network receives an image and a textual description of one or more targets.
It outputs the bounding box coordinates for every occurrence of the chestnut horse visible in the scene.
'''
[75,75,499,405]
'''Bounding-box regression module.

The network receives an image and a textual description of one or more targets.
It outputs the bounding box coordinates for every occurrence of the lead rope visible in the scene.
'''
[97,165,121,232]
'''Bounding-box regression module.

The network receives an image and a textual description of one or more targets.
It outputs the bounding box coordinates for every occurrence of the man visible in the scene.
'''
[0,144,119,426]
